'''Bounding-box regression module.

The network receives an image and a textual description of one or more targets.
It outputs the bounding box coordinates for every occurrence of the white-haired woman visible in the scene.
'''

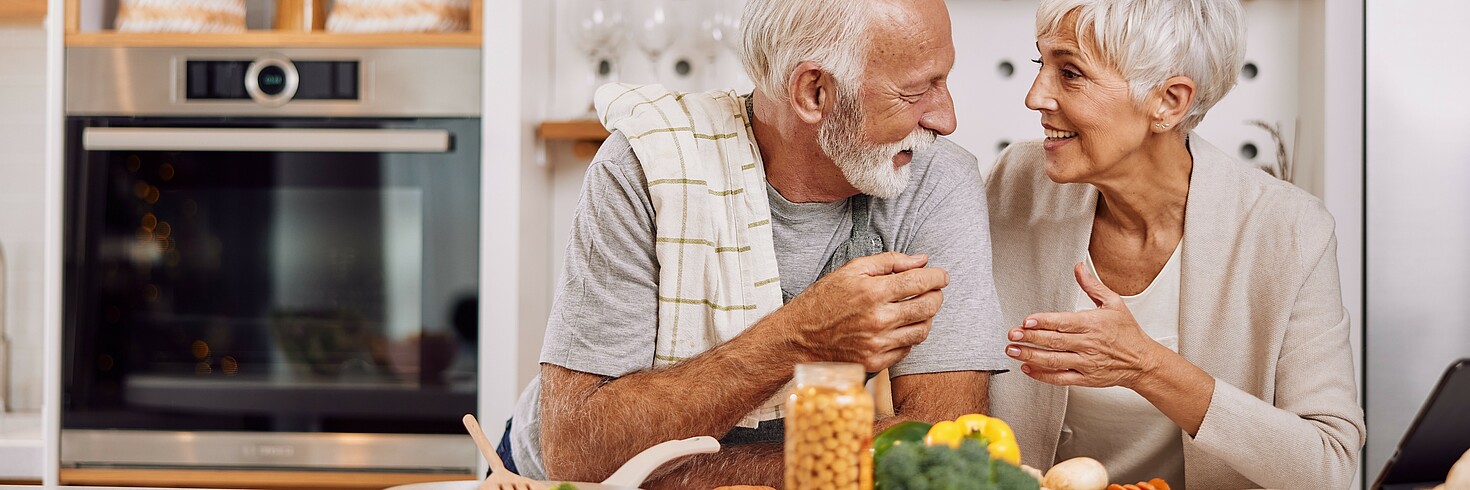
[985,1,1365,488]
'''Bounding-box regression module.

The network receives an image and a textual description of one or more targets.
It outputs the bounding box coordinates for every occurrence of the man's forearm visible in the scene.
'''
[643,442,784,489]
[542,322,810,482]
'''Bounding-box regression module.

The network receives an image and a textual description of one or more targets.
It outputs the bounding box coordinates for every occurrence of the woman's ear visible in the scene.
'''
[1153,76,1197,132]
[788,61,835,125]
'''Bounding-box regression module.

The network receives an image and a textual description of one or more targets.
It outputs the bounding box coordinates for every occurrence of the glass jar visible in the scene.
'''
[784,362,874,490]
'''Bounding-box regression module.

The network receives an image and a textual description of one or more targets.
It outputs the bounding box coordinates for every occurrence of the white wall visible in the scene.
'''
[0,24,48,413]
[1365,1,1470,481]
[481,0,555,445]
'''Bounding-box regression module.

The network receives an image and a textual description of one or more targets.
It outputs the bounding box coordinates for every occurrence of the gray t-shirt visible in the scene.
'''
[510,131,1008,478]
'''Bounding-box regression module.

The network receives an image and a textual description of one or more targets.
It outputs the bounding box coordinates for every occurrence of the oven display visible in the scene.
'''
[186,60,359,101]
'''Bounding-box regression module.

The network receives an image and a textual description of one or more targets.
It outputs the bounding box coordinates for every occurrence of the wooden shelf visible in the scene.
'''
[65,31,482,47]
[62,0,482,47]
[0,0,46,24]
[60,468,474,490]
[539,120,610,159]
[539,119,610,141]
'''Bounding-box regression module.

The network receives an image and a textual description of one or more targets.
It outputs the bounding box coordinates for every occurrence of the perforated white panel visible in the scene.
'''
[947,0,1303,178]
[550,0,1311,180]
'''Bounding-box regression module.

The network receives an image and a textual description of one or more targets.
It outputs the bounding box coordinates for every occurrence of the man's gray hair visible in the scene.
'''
[741,0,874,102]
[1036,0,1246,131]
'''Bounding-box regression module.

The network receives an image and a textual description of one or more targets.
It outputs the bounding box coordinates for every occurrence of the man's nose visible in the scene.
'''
[919,86,957,136]
[1025,74,1057,112]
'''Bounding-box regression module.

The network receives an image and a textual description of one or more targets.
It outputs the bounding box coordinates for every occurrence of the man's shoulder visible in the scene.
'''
[898,137,984,201]
[584,130,651,193]
[917,137,982,180]
[593,130,639,168]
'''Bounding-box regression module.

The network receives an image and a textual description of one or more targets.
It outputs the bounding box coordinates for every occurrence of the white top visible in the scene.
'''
[1054,243,1186,487]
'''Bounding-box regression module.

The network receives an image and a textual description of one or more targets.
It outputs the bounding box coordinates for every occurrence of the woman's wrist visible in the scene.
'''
[1129,344,1215,435]
[1120,340,1174,392]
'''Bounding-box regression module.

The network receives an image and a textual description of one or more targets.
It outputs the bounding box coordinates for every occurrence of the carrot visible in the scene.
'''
[1107,485,1127,490]
[1148,478,1171,490]
[1136,482,1156,490]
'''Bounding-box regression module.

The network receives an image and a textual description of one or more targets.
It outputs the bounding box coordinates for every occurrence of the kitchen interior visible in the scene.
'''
[0,0,1466,489]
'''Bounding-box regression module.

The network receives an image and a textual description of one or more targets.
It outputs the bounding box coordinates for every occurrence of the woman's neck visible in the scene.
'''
[1091,134,1194,240]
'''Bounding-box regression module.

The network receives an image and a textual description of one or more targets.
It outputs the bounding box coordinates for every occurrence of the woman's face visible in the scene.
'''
[1025,18,1157,184]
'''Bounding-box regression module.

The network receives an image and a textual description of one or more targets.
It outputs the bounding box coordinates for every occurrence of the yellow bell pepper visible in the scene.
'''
[934,414,1022,465]
[923,420,967,448]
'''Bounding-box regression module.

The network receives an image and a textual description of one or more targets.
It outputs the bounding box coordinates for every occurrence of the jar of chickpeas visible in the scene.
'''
[784,362,874,490]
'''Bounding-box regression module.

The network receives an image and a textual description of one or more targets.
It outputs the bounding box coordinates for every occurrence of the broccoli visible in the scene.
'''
[875,439,1039,490]
[992,460,1041,490]
[878,438,925,483]
[547,483,578,490]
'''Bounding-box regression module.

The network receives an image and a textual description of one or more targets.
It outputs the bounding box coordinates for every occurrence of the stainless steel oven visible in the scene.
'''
[62,47,480,473]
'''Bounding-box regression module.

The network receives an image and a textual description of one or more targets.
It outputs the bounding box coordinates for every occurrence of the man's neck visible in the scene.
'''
[748,92,860,204]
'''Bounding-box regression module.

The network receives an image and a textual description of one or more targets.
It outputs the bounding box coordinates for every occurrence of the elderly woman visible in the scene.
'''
[985,1,1365,489]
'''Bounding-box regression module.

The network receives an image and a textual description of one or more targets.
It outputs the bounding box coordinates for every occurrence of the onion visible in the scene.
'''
[1042,457,1109,490]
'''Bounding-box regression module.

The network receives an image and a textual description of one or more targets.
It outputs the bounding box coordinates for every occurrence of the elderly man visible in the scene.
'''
[502,0,1007,486]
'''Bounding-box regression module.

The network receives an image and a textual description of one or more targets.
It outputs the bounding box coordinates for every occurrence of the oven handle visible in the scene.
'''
[81,127,452,153]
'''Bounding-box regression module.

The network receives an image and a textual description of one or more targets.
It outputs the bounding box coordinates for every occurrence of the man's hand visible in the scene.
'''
[769,252,949,372]
[541,252,949,483]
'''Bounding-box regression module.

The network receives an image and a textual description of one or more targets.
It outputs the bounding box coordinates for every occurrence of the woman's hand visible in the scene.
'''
[1004,262,1174,390]
[1006,262,1215,435]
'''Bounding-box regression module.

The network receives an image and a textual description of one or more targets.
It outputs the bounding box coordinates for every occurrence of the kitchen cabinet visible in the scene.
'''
[0,0,45,24]
[62,0,482,47]
[64,31,481,47]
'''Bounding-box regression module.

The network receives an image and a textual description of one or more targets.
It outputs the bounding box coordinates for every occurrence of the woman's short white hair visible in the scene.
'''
[1036,0,1246,131]
[741,0,873,102]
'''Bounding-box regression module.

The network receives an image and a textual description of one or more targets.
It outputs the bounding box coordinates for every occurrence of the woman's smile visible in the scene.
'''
[1042,124,1078,151]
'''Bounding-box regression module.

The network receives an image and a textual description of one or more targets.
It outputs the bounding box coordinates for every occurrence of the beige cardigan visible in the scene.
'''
[984,135,1365,490]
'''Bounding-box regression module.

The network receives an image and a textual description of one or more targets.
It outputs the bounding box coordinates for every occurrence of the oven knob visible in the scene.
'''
[244,56,300,107]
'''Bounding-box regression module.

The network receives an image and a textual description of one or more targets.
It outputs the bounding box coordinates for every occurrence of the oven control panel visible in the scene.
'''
[186,57,359,106]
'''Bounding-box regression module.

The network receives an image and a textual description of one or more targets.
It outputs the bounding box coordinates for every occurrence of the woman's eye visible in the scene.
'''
[1061,69,1082,80]
[1031,58,1042,65]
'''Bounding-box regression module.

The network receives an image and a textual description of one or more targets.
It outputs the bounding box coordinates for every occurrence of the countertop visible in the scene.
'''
[0,413,43,480]
[1,487,234,490]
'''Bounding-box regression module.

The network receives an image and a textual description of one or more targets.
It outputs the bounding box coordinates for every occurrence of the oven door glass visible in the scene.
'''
[64,117,480,435]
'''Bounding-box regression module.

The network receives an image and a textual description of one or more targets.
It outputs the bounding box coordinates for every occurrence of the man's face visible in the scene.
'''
[819,0,957,199]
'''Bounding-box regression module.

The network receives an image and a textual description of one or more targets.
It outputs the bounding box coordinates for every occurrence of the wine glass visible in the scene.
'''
[630,0,677,84]
[716,1,750,89]
[717,1,743,56]
[572,0,625,115]
[691,0,727,89]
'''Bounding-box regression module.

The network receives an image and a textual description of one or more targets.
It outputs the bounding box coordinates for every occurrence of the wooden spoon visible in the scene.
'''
[462,414,544,490]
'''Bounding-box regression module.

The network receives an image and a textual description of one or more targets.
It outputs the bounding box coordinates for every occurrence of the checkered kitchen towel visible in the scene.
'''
[595,83,788,428]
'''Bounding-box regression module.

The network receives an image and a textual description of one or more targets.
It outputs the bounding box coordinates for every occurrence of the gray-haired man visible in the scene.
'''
[503,0,1009,486]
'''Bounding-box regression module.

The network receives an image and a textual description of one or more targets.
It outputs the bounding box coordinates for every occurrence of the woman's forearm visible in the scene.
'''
[1130,347,1215,436]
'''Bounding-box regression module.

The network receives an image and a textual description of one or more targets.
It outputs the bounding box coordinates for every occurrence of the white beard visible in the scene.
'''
[817,92,938,199]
